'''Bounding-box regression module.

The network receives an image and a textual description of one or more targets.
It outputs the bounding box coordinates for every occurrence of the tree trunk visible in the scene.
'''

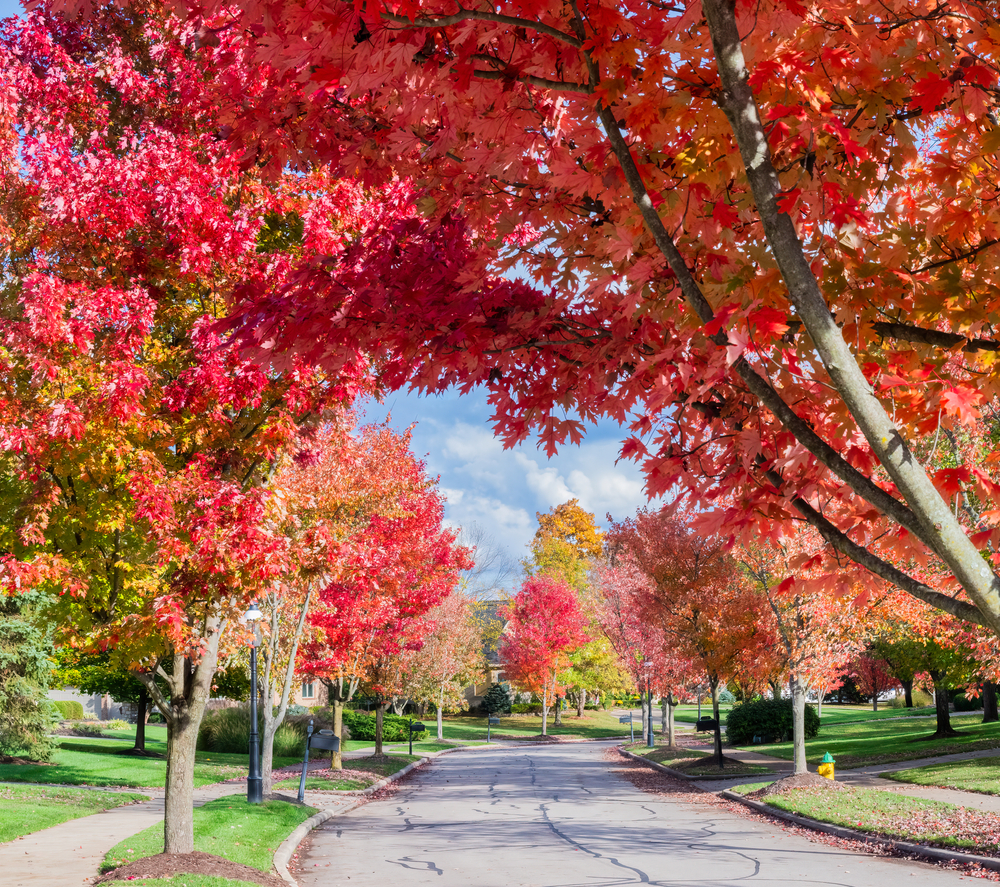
[133,685,147,753]
[665,695,676,747]
[331,698,344,769]
[711,678,724,769]
[929,671,958,737]
[262,716,276,798]
[984,682,999,724]
[437,686,444,741]
[541,677,548,736]
[577,688,586,717]
[816,687,823,719]
[163,713,200,854]
[768,678,781,700]
[901,677,914,708]
[374,703,385,755]
[554,695,562,727]
[790,674,807,775]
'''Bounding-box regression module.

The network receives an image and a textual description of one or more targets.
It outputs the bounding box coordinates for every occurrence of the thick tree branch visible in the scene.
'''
[380,8,583,48]
[701,0,1000,634]
[872,321,1000,353]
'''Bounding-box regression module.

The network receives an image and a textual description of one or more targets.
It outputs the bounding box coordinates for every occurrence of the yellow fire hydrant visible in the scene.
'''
[817,752,836,780]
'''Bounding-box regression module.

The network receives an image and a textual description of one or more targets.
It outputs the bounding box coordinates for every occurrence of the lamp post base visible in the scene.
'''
[247,775,263,805]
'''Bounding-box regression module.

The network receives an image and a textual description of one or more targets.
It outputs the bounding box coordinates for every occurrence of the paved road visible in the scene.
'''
[297,742,969,887]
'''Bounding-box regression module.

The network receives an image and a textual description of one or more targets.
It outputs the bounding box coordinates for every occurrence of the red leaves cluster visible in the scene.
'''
[499,575,589,699]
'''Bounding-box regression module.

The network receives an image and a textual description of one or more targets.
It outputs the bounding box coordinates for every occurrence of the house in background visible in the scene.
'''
[48,687,128,720]
[464,599,508,710]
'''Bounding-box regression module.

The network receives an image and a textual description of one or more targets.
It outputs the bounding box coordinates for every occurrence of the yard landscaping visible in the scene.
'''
[103,796,314,876]
[100,878,263,887]
[886,756,1000,795]
[729,779,1000,854]
[736,714,1000,769]
[0,783,147,842]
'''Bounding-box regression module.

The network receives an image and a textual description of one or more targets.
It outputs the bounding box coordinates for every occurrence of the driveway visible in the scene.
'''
[296,741,968,886]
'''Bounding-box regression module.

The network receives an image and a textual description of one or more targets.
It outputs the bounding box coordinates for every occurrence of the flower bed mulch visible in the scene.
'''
[95,851,284,887]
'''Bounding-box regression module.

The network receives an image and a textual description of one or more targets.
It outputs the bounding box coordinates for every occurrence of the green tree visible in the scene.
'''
[0,593,55,761]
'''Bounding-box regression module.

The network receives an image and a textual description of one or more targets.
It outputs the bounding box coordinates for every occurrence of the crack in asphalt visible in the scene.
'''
[388,857,443,876]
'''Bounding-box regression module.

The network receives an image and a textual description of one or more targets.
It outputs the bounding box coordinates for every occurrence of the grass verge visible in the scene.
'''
[440,710,630,741]
[738,715,1000,769]
[0,739,299,789]
[103,797,315,873]
[0,784,147,842]
[736,784,1000,853]
[886,756,1000,795]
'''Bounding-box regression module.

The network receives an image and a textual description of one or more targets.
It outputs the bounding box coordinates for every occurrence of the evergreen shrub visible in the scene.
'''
[341,710,426,742]
[726,698,820,745]
[53,700,84,720]
[482,683,511,715]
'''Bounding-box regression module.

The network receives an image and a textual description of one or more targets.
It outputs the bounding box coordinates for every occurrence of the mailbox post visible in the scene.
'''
[487,716,500,742]
[619,713,634,743]
[408,719,426,755]
[297,719,341,804]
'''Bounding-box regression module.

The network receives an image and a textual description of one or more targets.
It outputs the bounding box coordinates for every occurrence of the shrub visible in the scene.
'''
[718,688,736,705]
[953,691,983,712]
[70,721,104,736]
[106,719,130,730]
[726,698,820,746]
[341,709,426,742]
[198,706,307,757]
[52,700,85,721]
[482,683,512,716]
[510,703,543,715]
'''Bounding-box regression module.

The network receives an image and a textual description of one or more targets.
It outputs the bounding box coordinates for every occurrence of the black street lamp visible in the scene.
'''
[244,602,263,804]
[643,659,654,747]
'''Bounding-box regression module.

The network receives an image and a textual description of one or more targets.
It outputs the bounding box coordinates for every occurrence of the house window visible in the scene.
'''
[301,682,315,699]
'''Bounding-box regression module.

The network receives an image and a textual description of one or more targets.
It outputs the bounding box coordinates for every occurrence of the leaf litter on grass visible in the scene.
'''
[602,746,1000,881]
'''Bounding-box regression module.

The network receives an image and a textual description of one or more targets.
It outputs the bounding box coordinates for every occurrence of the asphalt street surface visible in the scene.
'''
[296,741,970,887]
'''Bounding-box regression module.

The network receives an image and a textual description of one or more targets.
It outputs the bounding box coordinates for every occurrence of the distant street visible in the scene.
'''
[296,741,968,887]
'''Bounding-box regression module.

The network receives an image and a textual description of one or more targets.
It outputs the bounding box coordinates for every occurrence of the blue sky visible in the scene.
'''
[0,0,654,591]
[361,389,649,592]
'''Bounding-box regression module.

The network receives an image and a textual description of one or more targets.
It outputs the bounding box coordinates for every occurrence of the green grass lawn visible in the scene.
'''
[101,879,263,887]
[730,782,1000,852]
[103,797,314,873]
[440,710,630,741]
[886,755,1000,794]
[0,784,147,843]
[736,714,1000,769]
[0,738,300,788]
[812,704,941,725]
[273,752,420,791]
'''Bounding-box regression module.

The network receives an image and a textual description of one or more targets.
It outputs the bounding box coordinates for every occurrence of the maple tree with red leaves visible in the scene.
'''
[299,468,471,758]
[0,6,364,852]
[848,654,901,712]
[608,508,768,767]
[499,574,589,735]
[99,0,1000,640]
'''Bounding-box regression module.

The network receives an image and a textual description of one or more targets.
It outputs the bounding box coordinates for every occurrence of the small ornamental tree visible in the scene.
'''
[399,592,485,740]
[482,683,512,716]
[848,655,900,712]
[499,576,588,736]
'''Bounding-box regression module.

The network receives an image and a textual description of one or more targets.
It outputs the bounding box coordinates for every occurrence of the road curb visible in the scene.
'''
[618,746,772,782]
[720,789,1000,873]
